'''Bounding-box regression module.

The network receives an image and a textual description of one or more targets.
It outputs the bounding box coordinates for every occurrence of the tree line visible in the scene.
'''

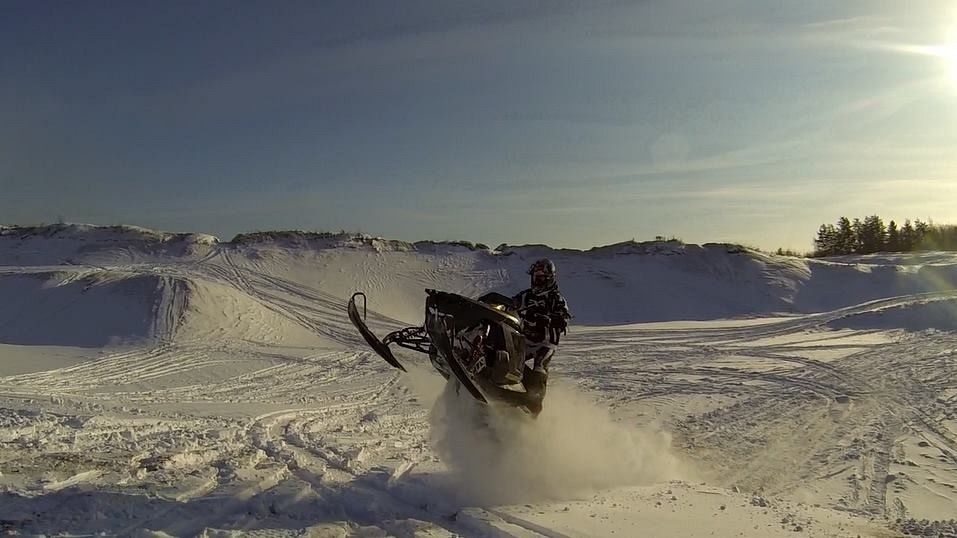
[813,216,957,256]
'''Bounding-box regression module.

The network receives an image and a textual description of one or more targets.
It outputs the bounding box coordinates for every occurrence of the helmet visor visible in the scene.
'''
[531,271,549,287]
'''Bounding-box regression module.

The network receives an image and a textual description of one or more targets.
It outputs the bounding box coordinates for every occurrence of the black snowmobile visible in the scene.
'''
[347,289,546,414]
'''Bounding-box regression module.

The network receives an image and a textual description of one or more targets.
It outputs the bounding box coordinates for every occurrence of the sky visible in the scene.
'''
[2,1,956,251]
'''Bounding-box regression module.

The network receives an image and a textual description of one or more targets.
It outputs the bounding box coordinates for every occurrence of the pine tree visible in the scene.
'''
[914,219,930,249]
[836,217,855,254]
[851,218,863,253]
[814,224,839,256]
[886,220,901,252]
[944,225,957,250]
[859,215,886,254]
[813,217,957,254]
[900,220,916,251]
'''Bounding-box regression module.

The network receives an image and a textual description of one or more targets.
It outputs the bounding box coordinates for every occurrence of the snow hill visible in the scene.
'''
[0,224,955,537]
[4,223,957,334]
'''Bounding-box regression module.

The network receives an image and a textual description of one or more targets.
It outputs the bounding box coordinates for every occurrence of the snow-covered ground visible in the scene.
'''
[0,224,955,537]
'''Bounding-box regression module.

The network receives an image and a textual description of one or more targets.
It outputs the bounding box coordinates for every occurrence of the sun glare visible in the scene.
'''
[920,35,957,84]
[933,29,957,84]
[882,31,957,86]
[946,41,957,83]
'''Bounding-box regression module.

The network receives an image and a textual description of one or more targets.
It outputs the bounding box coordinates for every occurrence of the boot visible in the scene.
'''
[523,367,548,416]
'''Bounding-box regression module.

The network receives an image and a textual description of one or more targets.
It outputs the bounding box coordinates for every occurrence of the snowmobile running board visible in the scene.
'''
[347,292,406,372]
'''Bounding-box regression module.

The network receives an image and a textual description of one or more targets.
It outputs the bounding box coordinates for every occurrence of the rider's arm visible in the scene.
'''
[511,290,526,312]
[554,293,571,319]
[550,293,571,331]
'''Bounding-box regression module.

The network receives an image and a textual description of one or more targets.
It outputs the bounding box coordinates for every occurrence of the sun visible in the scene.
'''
[887,31,957,86]
[945,41,957,83]
[932,29,957,84]
[925,36,957,83]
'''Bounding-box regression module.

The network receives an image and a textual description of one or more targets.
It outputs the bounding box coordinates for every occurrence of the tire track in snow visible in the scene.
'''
[218,251,374,348]
[563,307,957,518]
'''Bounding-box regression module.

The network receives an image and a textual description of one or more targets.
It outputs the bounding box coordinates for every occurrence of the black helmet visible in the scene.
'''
[527,258,557,290]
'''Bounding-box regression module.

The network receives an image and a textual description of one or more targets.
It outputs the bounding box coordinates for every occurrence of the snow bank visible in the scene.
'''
[0,269,325,349]
[792,260,957,313]
[0,224,219,265]
[6,224,957,330]
[191,236,957,329]
[229,230,490,253]
[492,242,811,324]
[0,272,172,347]
[174,278,327,347]
[827,296,957,332]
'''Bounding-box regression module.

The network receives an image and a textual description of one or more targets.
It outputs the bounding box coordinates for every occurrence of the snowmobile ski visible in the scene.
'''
[347,292,406,371]
[427,316,489,404]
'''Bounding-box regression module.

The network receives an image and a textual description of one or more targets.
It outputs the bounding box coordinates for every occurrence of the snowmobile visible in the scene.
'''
[347,289,545,414]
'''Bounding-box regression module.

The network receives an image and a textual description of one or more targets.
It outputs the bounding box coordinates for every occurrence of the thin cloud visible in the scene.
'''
[800,15,901,37]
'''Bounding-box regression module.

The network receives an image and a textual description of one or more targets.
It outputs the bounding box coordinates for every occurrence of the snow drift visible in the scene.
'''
[0,269,325,348]
[827,294,957,332]
[0,271,178,347]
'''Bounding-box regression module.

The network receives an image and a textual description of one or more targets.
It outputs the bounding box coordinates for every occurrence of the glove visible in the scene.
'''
[551,315,568,334]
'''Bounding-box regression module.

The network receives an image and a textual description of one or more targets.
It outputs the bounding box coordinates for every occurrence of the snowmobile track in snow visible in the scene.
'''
[2,247,955,535]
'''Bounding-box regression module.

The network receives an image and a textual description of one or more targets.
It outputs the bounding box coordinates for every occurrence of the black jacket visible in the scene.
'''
[512,285,571,344]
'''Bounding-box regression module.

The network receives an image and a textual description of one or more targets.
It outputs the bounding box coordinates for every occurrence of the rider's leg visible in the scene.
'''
[522,343,555,415]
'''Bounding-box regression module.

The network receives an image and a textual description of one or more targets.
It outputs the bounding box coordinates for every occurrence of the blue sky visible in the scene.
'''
[2,1,956,251]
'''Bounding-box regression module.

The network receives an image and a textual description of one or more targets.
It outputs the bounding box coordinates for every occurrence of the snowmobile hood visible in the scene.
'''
[425,289,522,331]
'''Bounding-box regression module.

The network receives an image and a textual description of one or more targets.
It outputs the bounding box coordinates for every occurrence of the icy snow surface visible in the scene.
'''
[0,226,955,536]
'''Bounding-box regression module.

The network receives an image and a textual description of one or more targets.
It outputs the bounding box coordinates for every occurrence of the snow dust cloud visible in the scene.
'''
[408,370,692,505]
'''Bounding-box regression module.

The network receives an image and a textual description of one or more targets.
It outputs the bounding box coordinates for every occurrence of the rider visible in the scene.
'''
[512,258,571,413]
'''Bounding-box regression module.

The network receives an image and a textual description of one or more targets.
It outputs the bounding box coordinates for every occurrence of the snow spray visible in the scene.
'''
[405,366,690,505]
